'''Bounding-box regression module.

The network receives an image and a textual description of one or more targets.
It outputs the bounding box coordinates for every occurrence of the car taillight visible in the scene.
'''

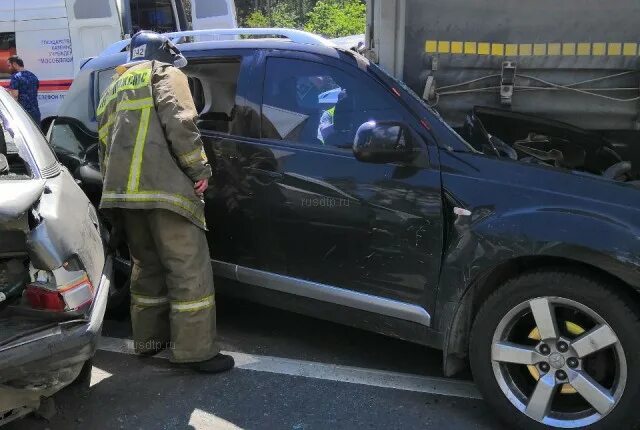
[58,274,94,311]
[25,284,66,312]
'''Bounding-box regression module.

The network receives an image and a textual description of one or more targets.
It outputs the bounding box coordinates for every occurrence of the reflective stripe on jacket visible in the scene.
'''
[96,60,211,229]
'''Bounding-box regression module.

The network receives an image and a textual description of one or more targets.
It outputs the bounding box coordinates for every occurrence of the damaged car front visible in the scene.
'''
[0,88,111,426]
[461,106,640,185]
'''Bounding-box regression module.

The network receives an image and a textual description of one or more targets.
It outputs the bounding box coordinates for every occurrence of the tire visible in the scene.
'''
[470,270,640,430]
[99,216,131,319]
[105,251,131,320]
[105,275,130,319]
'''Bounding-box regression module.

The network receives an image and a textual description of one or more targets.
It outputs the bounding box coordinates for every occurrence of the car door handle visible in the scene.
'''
[243,167,283,181]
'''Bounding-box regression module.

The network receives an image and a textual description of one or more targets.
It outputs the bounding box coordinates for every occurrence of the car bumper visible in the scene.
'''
[0,255,112,388]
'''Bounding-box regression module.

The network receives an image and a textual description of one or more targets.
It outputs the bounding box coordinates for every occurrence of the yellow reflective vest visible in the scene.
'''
[97,60,211,229]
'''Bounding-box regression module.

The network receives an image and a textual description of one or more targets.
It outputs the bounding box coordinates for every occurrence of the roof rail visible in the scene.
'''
[165,28,335,47]
[99,28,336,57]
[99,28,335,57]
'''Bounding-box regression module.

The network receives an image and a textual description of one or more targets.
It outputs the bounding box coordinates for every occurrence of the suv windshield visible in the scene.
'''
[0,90,58,179]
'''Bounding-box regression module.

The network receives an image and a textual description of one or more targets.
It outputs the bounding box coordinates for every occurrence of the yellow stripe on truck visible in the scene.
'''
[623,43,637,56]
[562,43,576,56]
[519,44,532,56]
[424,40,640,56]
[533,44,546,56]
[451,41,463,54]
[464,41,477,54]
[608,43,622,56]
[592,43,606,56]
[577,43,591,56]
[548,43,561,56]
[505,44,518,56]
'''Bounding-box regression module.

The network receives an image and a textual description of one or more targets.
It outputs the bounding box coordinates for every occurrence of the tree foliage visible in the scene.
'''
[181,0,366,39]
[245,10,270,28]
[181,0,192,26]
[269,2,300,28]
[305,0,366,38]
[242,0,364,38]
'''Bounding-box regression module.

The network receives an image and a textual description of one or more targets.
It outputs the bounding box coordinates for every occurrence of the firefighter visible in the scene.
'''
[96,31,234,373]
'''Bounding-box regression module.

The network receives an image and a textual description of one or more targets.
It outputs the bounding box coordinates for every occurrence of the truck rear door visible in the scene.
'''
[14,0,74,121]
[128,0,184,33]
[190,0,237,36]
[0,1,15,85]
[65,0,121,75]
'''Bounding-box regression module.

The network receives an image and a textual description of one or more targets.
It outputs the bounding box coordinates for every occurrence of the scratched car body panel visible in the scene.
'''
[0,88,112,426]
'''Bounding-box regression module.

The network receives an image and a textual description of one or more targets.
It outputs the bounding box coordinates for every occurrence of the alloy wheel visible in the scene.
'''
[491,296,627,428]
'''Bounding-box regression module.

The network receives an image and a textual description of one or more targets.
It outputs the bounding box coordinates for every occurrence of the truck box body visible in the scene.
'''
[367,0,640,147]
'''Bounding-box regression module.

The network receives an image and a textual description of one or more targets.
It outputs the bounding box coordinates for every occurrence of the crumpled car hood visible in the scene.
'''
[0,180,45,223]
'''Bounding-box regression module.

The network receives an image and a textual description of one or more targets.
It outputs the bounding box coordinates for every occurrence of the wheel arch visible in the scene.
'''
[442,254,640,377]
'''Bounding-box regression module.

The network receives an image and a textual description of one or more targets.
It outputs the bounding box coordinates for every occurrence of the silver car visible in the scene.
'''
[0,88,112,426]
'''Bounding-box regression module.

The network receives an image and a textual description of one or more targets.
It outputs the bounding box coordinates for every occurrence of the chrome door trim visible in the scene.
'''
[211,260,431,326]
[212,260,237,280]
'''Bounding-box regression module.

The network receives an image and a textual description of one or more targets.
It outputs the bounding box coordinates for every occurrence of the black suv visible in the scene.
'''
[47,29,640,430]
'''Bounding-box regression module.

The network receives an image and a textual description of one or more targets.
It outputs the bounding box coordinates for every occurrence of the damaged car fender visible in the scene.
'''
[28,171,105,294]
[436,149,640,375]
[0,181,45,223]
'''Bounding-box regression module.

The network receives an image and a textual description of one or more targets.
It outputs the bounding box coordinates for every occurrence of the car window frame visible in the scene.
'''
[258,50,431,157]
[91,66,119,121]
[183,55,243,130]
[184,48,264,143]
[48,116,99,158]
[0,90,59,179]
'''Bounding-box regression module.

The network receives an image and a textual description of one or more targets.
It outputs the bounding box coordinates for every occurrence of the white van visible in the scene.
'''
[190,0,237,35]
[0,0,194,128]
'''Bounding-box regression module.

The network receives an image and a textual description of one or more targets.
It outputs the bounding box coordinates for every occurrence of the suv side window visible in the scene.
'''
[261,57,396,148]
[184,58,259,139]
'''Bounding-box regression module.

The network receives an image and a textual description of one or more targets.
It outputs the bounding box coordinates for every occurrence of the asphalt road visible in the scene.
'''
[7,298,505,430]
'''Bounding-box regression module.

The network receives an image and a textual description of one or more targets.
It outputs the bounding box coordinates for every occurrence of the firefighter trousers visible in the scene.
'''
[121,208,219,363]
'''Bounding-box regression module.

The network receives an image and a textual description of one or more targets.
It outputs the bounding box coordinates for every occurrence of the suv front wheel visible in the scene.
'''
[470,270,640,429]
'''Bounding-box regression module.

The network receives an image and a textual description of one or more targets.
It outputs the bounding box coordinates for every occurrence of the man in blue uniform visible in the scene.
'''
[7,55,41,124]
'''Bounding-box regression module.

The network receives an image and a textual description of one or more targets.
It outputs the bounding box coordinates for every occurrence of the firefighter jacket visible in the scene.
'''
[97,60,211,229]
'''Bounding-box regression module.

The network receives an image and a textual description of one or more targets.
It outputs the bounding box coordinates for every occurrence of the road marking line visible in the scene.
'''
[89,366,113,388]
[98,336,482,400]
[189,409,243,430]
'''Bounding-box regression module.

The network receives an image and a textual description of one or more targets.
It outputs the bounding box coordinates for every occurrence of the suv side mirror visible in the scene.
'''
[353,121,416,164]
